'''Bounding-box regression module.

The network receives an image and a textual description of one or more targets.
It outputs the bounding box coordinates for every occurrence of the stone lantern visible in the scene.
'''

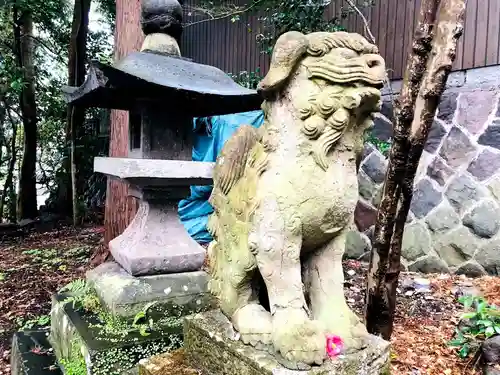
[46,1,262,372]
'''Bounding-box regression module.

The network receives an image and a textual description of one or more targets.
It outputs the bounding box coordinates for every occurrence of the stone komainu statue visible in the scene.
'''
[207,31,386,366]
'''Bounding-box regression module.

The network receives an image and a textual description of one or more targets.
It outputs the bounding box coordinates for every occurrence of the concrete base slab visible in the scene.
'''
[49,293,184,375]
[86,261,216,319]
[184,310,391,375]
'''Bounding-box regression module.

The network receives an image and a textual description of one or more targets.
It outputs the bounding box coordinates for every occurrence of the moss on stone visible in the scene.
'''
[58,336,87,375]
[50,289,185,375]
[138,349,199,375]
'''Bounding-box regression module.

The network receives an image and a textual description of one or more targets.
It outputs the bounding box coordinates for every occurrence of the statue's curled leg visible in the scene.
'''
[251,198,326,366]
[304,224,370,353]
[208,240,273,348]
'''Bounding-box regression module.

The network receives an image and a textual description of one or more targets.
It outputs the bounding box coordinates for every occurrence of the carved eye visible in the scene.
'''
[336,48,358,59]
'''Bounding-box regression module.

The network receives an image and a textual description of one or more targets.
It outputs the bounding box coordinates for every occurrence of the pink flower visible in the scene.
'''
[326,334,343,357]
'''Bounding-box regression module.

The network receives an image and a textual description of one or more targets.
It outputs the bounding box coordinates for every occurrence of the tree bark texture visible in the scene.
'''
[387,0,467,334]
[66,0,92,225]
[364,0,441,339]
[15,10,38,220]
[365,0,467,340]
[103,0,143,245]
[0,105,18,221]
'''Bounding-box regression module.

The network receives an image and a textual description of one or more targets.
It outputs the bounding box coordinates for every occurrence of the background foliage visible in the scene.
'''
[0,0,376,224]
[0,0,113,222]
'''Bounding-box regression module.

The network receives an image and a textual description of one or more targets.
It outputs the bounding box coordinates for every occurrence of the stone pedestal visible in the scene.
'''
[49,294,184,375]
[86,261,216,319]
[109,200,205,276]
[94,157,213,277]
[184,310,391,375]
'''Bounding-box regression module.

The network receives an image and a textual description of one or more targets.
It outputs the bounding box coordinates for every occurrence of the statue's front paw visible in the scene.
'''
[233,304,273,349]
[272,309,326,366]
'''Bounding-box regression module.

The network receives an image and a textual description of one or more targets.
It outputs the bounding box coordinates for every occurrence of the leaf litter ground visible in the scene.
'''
[0,228,498,374]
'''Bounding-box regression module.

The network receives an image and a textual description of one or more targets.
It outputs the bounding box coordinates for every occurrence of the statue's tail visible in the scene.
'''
[206,124,269,316]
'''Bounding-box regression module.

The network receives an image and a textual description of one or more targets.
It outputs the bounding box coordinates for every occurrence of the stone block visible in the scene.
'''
[402,222,432,261]
[427,156,454,186]
[425,201,460,234]
[439,126,477,168]
[49,293,183,375]
[467,149,500,181]
[344,230,371,260]
[354,200,378,232]
[408,255,450,274]
[446,71,466,88]
[456,91,496,134]
[466,65,500,88]
[11,330,61,375]
[87,261,216,319]
[478,120,500,151]
[183,310,391,375]
[372,185,383,208]
[445,174,487,215]
[138,349,199,375]
[410,179,443,219]
[109,201,206,276]
[381,79,402,96]
[361,151,387,184]
[475,239,500,275]
[454,261,487,278]
[380,100,394,121]
[463,200,500,238]
[358,170,375,200]
[437,92,458,123]
[424,120,448,153]
[488,174,500,201]
[362,142,376,160]
[414,151,433,182]
[371,115,393,142]
[434,226,478,267]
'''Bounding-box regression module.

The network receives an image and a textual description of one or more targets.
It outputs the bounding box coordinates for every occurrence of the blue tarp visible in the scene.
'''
[178,110,265,243]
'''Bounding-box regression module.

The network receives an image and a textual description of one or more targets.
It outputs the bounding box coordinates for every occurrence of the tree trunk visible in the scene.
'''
[66,0,92,225]
[0,106,18,221]
[103,0,143,244]
[15,9,38,220]
[387,0,467,332]
[365,0,467,340]
[364,0,441,338]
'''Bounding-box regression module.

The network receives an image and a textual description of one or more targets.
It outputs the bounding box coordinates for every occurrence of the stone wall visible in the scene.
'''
[349,65,500,277]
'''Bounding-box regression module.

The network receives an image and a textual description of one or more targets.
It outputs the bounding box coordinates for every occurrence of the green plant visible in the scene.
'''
[60,279,88,294]
[256,0,348,54]
[365,133,392,157]
[60,279,100,311]
[16,314,51,330]
[132,302,158,337]
[448,296,500,359]
[59,337,88,375]
[229,68,263,89]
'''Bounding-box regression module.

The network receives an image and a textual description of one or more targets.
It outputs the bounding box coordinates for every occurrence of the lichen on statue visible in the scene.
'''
[206,30,386,368]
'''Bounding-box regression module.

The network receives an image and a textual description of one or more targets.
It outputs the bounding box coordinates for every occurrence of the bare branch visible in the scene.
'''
[26,35,67,65]
[183,0,264,27]
[344,0,375,43]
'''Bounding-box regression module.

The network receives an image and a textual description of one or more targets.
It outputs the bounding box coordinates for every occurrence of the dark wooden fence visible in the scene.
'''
[181,0,497,80]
